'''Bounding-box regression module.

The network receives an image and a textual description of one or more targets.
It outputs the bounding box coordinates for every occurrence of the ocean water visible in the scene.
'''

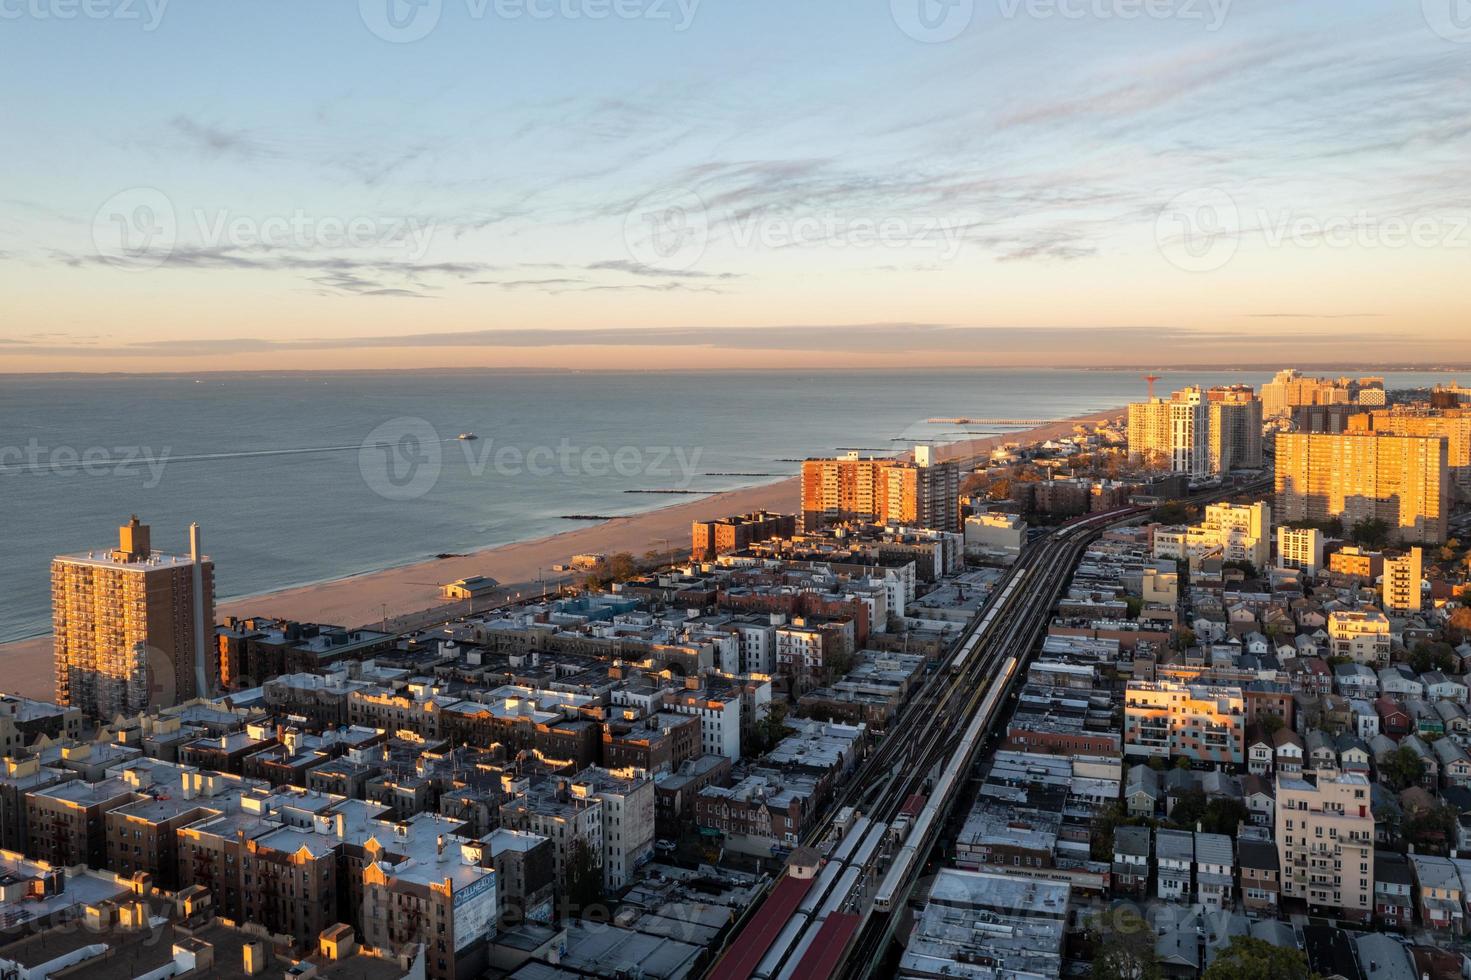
[0,368,1448,643]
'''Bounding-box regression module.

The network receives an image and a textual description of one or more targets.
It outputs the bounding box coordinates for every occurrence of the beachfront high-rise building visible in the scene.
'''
[52,517,216,719]
[800,446,959,533]
[1261,370,1384,419]
[1127,386,1209,478]
[1275,432,1450,545]
[1207,385,1264,474]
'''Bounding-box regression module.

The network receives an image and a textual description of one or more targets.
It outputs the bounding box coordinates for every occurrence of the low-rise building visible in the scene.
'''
[1123,681,1245,764]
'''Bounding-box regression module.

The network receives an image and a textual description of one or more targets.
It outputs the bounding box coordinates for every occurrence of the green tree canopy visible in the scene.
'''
[1202,937,1313,980]
[1350,517,1391,549]
[1380,746,1426,791]
[1410,641,1457,675]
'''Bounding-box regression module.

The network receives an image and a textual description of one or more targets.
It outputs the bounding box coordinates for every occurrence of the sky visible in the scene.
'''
[2,0,1469,372]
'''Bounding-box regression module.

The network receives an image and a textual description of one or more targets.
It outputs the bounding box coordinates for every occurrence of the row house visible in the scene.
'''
[1376,695,1413,736]
[1195,833,1234,910]
[1156,828,1194,902]
[1410,854,1465,935]
[1434,738,1471,788]
[1112,826,1150,897]
[1239,836,1280,914]
[1375,852,1415,929]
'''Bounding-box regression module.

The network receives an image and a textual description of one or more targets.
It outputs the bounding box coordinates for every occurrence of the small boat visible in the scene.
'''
[458,433,479,441]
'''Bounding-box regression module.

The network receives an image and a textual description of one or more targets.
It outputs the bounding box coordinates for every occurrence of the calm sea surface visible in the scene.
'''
[0,369,1449,643]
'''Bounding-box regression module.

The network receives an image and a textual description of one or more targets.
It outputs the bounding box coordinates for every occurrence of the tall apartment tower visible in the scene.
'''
[1275,432,1450,545]
[1126,399,1171,468]
[901,445,961,534]
[1207,385,1264,474]
[1128,386,1210,478]
[52,517,216,719]
[1169,387,1210,478]
[1350,408,1471,492]
[800,447,959,533]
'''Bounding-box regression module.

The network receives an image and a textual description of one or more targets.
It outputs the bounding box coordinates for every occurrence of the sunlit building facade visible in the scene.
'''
[52,517,216,718]
[1275,432,1449,545]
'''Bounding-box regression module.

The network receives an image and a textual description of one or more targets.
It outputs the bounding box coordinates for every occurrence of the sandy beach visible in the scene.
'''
[2,408,1120,701]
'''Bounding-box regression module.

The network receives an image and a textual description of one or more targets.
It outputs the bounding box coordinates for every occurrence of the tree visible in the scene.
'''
[1287,517,1343,538]
[1090,906,1162,980]
[1090,802,1130,862]
[580,551,641,591]
[822,649,860,683]
[1155,500,1192,525]
[1169,790,1250,837]
[1380,746,1426,791]
[1202,936,1312,980]
[1403,802,1458,856]
[608,552,638,580]
[1448,604,1471,643]
[747,701,792,755]
[1410,641,1457,674]
[1259,714,1285,736]
[1223,559,1259,579]
[1350,517,1391,549]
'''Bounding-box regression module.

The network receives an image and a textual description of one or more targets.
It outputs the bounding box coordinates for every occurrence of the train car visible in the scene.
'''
[828,815,872,866]
[751,913,812,980]
[795,861,844,918]
[847,819,888,871]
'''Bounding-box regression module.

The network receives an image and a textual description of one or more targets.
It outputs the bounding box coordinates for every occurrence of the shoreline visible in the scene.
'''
[0,408,1121,700]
